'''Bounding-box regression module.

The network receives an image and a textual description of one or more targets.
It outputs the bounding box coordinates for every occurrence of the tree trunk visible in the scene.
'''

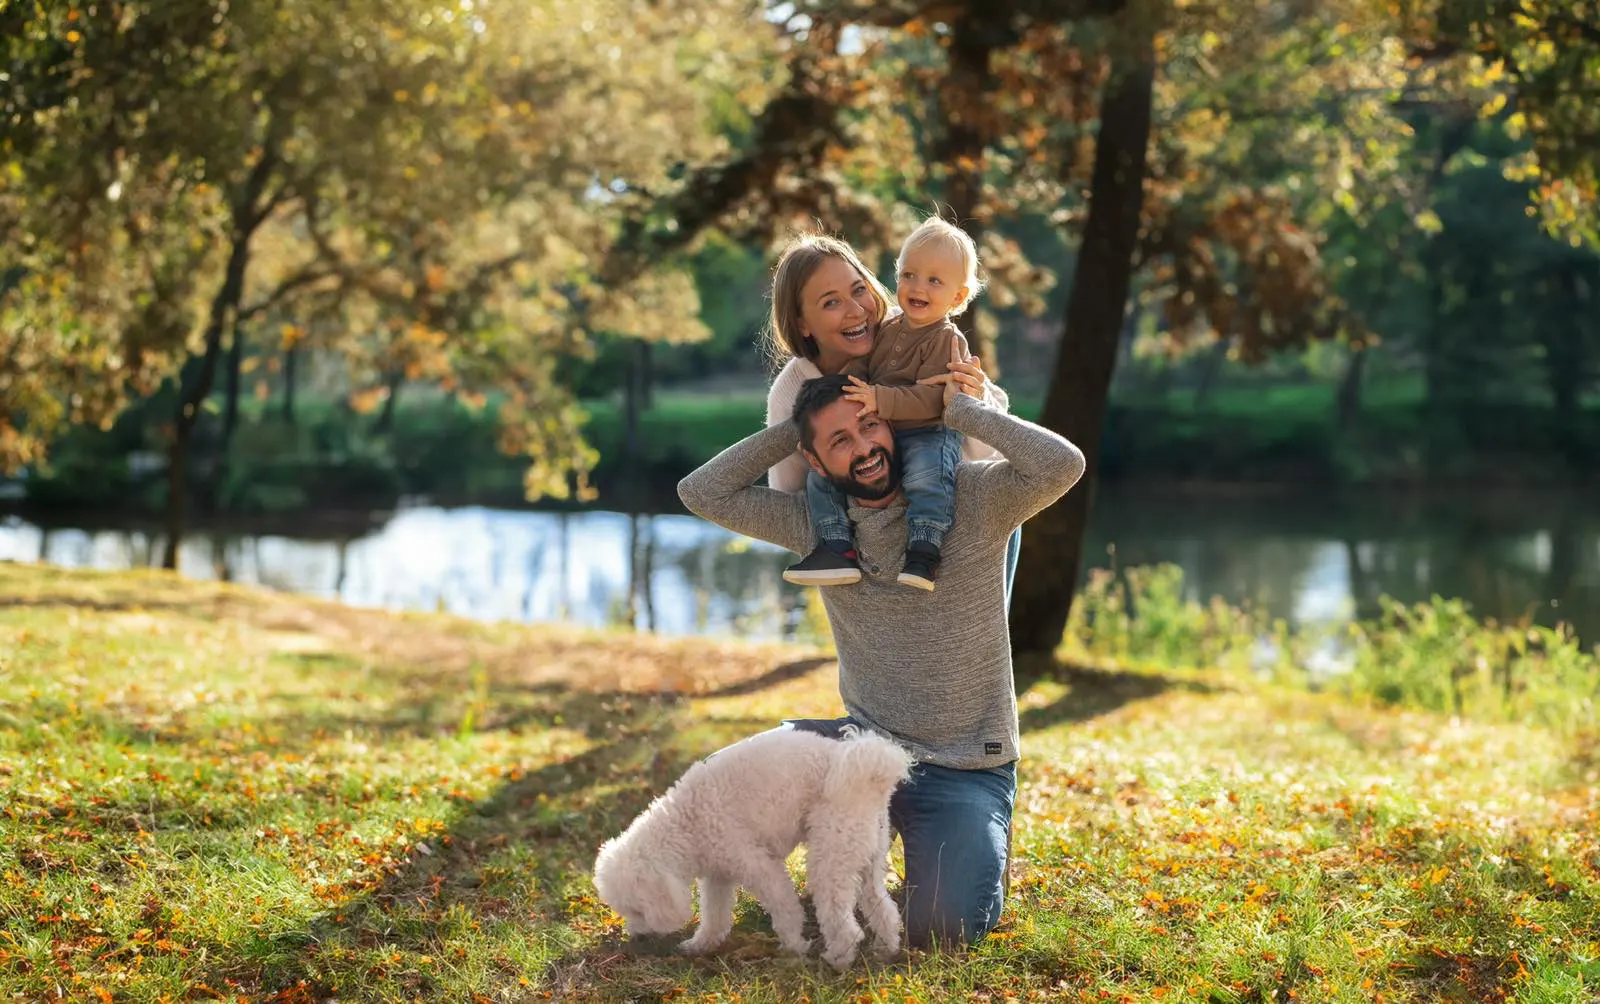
[626,512,641,630]
[221,325,244,452]
[935,10,1004,372]
[282,344,298,425]
[161,130,279,570]
[639,339,654,412]
[1420,118,1473,420]
[162,231,252,569]
[1546,262,1583,442]
[641,515,656,633]
[1422,238,1450,416]
[1191,336,1230,409]
[374,371,402,434]
[204,323,248,513]
[1335,344,1368,431]
[623,339,646,502]
[1008,32,1156,659]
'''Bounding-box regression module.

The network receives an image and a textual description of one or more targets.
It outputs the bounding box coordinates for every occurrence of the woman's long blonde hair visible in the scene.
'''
[762,233,893,371]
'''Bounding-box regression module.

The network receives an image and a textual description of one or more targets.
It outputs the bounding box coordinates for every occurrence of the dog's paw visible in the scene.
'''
[776,936,812,958]
[822,945,859,970]
[678,935,724,956]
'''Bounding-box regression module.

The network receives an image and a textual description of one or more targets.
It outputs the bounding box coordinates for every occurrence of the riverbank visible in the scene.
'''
[15,378,1600,517]
[1,564,1595,1000]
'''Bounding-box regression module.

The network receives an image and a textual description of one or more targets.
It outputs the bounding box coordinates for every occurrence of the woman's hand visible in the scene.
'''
[843,375,879,416]
[917,339,988,406]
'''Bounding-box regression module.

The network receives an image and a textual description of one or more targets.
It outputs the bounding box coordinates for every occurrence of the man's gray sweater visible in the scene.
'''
[677,393,1085,770]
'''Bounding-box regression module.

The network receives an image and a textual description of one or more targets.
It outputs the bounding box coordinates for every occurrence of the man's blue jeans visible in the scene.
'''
[891,759,1016,948]
[783,719,1016,948]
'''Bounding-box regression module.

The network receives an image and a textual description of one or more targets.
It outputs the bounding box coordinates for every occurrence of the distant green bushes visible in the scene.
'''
[14,377,1598,516]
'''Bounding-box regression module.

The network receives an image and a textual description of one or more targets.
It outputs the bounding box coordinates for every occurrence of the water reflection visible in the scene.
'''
[3,484,1596,644]
[1085,484,1600,644]
[1,508,807,640]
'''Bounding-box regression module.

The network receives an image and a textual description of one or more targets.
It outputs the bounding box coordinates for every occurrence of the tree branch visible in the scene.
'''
[797,0,1128,28]
[238,262,340,320]
[599,33,847,286]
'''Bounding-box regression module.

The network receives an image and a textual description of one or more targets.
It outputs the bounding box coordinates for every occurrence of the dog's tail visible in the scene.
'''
[822,728,914,804]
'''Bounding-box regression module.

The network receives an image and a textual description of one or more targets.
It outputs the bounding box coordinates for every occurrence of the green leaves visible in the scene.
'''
[2,0,777,493]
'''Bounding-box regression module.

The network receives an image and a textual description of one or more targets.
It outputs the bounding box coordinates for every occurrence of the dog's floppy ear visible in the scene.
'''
[637,861,694,933]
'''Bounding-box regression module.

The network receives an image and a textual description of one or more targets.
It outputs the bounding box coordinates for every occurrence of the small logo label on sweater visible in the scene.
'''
[985,742,1003,755]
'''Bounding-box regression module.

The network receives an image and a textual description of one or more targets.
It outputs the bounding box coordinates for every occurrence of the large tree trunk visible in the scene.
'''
[1008,33,1156,659]
[162,233,252,569]
[936,10,1004,371]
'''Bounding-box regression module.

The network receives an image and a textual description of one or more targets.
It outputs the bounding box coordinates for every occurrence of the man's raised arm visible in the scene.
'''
[677,421,814,556]
[943,393,1086,535]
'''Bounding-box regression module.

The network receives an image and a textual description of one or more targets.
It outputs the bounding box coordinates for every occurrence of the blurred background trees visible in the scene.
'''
[3,0,1596,639]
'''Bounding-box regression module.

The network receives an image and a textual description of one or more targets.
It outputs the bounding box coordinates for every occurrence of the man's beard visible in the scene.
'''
[825,446,900,501]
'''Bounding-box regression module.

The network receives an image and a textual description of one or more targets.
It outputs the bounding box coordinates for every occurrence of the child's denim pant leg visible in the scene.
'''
[1004,526,1022,609]
[804,468,853,546]
[890,760,1016,948]
[897,426,963,551]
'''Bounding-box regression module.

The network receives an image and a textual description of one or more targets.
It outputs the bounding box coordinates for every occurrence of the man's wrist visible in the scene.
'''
[945,391,984,422]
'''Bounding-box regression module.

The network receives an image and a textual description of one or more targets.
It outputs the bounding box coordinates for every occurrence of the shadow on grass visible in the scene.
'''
[223,681,696,999]
[708,656,835,697]
[216,651,827,999]
[1015,657,1221,734]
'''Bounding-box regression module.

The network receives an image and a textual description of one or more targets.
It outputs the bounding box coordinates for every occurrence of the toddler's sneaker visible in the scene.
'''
[783,544,863,586]
[897,543,940,591]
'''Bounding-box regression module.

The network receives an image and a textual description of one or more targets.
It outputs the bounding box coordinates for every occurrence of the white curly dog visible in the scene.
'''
[592,725,913,969]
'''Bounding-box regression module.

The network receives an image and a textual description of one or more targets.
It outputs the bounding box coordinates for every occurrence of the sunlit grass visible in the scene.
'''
[1,563,1595,1002]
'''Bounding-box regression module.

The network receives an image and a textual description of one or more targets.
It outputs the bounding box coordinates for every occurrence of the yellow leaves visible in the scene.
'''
[348,386,386,415]
[66,30,82,44]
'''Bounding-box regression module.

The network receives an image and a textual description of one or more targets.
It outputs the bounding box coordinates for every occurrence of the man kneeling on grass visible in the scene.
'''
[678,365,1085,948]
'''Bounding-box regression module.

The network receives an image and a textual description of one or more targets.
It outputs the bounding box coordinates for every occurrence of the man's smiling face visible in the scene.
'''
[801,398,901,503]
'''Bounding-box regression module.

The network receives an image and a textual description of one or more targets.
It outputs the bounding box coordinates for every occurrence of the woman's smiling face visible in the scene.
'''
[798,256,880,372]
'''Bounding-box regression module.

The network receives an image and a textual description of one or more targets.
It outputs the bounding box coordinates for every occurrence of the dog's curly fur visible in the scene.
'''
[593,726,913,968]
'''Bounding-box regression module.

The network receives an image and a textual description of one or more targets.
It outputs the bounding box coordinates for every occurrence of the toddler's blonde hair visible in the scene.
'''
[896,217,984,317]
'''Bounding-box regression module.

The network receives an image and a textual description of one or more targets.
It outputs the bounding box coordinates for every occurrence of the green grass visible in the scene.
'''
[1,563,1597,1002]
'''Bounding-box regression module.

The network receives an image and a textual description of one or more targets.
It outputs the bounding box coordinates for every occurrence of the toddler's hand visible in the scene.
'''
[843,376,878,416]
[916,339,987,407]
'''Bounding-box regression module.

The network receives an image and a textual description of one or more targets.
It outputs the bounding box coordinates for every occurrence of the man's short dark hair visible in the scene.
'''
[792,374,853,452]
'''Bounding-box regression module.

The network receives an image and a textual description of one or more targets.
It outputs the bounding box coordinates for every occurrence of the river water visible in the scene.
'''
[4,483,1596,644]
